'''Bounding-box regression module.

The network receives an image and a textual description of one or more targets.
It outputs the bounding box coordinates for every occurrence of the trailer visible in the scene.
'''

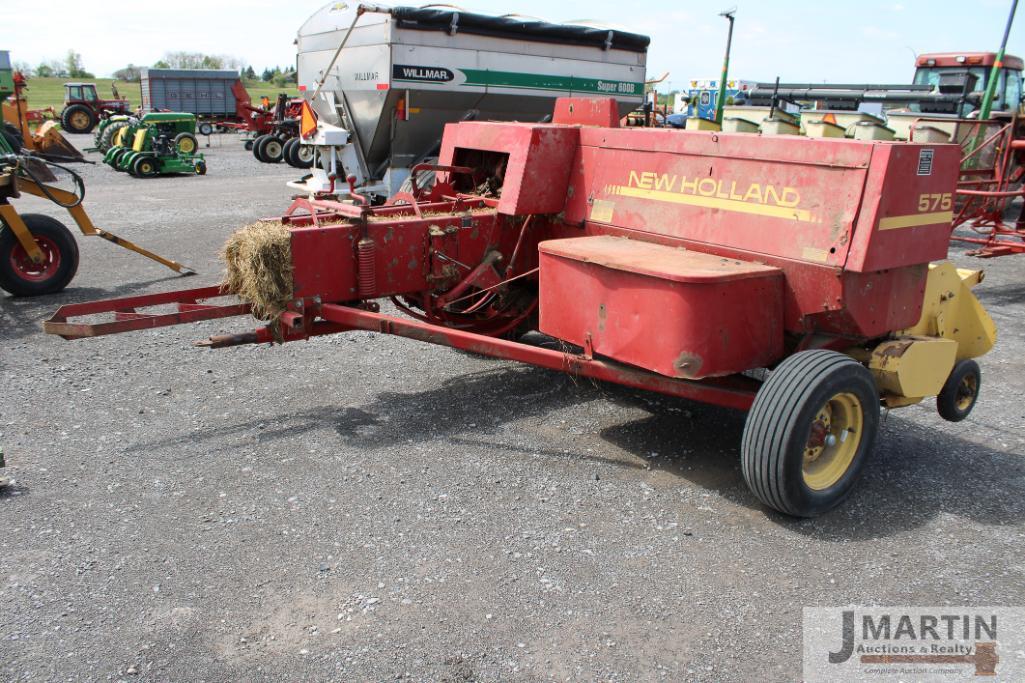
[43,97,996,518]
[293,2,649,200]
[139,68,269,135]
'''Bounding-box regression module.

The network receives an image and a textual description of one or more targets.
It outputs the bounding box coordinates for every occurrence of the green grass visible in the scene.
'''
[23,77,298,111]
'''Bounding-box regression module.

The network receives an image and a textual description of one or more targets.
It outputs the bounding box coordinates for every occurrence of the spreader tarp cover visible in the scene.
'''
[390,7,650,53]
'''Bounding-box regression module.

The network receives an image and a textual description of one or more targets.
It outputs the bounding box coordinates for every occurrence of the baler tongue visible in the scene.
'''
[43,286,251,340]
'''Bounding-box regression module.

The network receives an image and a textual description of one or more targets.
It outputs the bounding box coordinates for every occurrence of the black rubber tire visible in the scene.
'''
[282,137,315,168]
[194,160,207,176]
[96,120,129,153]
[740,350,880,517]
[398,168,437,197]
[0,213,80,296]
[252,134,271,162]
[132,155,158,178]
[244,139,255,151]
[261,136,285,163]
[281,137,298,166]
[936,359,981,422]
[61,104,97,134]
[294,140,314,168]
[197,121,214,136]
[173,132,199,155]
[2,122,24,152]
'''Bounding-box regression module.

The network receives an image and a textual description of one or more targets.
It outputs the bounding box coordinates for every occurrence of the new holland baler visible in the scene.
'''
[44,98,996,517]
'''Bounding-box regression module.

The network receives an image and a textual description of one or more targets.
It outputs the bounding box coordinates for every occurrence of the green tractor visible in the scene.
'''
[93,114,133,153]
[102,112,206,177]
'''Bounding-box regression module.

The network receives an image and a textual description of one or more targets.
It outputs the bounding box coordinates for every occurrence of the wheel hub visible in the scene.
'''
[9,235,61,282]
[956,374,977,411]
[802,392,864,490]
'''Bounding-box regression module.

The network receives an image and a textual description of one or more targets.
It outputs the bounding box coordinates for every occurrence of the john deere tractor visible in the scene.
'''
[102,112,206,177]
[93,114,133,153]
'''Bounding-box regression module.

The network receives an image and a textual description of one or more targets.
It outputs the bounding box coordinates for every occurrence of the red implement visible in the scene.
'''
[44,97,991,517]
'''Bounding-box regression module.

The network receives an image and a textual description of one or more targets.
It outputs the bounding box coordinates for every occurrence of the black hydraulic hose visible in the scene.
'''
[3,153,87,208]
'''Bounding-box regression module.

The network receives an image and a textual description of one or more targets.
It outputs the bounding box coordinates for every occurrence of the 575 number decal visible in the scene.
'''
[918,193,952,212]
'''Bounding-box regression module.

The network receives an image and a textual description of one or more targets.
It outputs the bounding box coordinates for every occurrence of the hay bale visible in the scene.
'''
[220,221,294,321]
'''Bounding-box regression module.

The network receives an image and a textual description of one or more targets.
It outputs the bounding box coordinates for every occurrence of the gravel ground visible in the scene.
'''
[2,134,1024,682]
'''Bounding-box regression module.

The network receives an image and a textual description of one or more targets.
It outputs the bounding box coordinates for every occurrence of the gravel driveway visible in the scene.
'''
[2,134,1024,682]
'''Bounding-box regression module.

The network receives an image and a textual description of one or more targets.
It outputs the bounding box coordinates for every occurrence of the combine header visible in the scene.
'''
[44,97,996,517]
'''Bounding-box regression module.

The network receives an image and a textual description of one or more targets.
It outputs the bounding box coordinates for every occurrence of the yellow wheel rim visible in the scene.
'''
[71,111,89,129]
[802,391,864,490]
[956,374,977,411]
[178,138,195,153]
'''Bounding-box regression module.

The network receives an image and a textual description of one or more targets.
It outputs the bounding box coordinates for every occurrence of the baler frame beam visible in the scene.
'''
[315,303,758,410]
[42,285,758,410]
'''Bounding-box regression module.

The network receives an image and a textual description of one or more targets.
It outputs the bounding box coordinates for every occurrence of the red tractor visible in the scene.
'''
[60,82,130,134]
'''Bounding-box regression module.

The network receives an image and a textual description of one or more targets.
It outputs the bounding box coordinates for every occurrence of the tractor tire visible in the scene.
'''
[283,137,315,168]
[61,104,97,134]
[194,160,208,176]
[112,126,131,148]
[174,132,199,155]
[260,135,285,163]
[0,213,80,296]
[281,137,297,166]
[2,122,24,152]
[936,359,981,422]
[252,134,272,162]
[97,120,129,153]
[131,155,159,178]
[398,167,437,197]
[244,139,255,151]
[197,121,214,136]
[740,350,880,517]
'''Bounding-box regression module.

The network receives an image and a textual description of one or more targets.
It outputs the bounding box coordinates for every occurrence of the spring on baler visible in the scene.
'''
[357,237,376,298]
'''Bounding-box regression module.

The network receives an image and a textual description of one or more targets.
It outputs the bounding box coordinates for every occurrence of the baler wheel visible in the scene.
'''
[198,121,214,136]
[936,359,981,422]
[0,214,80,296]
[741,350,879,517]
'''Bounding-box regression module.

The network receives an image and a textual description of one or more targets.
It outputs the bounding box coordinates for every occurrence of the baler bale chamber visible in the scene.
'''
[45,98,997,518]
[294,2,648,198]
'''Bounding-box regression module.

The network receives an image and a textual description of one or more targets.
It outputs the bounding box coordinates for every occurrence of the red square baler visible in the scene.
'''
[44,98,996,516]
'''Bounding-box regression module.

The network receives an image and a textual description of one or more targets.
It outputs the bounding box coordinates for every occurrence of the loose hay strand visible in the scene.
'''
[220,221,294,322]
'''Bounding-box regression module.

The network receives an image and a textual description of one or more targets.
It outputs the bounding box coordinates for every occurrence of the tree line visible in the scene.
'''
[14,50,92,79]
[13,51,297,85]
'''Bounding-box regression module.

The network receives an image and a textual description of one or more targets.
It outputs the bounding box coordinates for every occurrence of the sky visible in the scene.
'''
[1,0,1022,90]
